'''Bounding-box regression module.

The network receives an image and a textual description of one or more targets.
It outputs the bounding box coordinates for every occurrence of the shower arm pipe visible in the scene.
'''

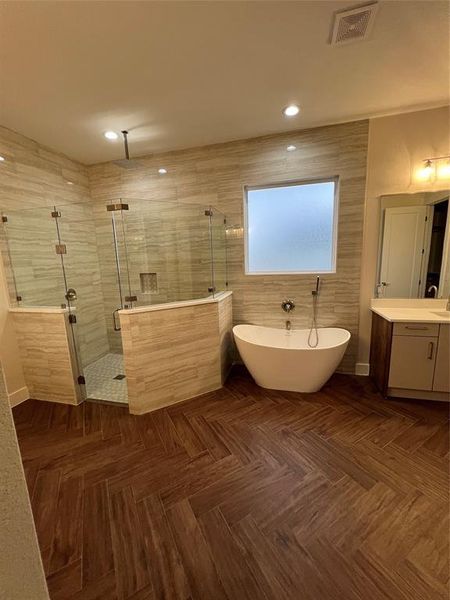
[122,130,130,160]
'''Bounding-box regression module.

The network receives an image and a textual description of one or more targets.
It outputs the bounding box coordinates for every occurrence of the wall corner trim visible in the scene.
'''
[8,386,29,407]
[355,362,370,376]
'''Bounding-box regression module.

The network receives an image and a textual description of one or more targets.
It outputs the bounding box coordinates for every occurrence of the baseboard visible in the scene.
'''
[8,386,30,407]
[355,363,370,376]
[388,387,450,402]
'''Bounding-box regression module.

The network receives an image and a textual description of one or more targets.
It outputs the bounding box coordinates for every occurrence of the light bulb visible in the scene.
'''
[0,156,5,162]
[417,159,434,181]
[158,168,167,175]
[104,131,118,140]
[286,145,297,152]
[283,105,300,117]
[438,160,450,179]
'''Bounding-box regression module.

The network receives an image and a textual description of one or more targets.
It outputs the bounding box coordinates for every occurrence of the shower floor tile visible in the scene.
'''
[84,353,128,404]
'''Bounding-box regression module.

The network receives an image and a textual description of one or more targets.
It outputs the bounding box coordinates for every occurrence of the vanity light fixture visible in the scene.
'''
[283,104,300,117]
[287,145,297,152]
[104,131,119,140]
[158,168,167,174]
[417,155,450,181]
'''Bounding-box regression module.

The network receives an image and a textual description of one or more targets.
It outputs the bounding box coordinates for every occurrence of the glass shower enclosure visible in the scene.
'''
[1,199,227,405]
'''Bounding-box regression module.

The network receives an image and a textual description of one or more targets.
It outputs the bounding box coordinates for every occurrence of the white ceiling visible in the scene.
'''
[0,1,448,165]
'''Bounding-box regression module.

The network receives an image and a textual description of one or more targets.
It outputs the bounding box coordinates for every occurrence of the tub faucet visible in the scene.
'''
[286,320,292,331]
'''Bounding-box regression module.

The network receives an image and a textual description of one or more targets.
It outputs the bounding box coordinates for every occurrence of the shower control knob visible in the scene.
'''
[281,299,295,313]
[65,288,77,302]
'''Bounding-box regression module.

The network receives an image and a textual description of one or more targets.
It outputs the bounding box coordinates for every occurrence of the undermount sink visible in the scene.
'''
[431,311,450,319]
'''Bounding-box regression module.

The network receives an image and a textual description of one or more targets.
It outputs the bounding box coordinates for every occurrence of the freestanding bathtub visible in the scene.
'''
[233,324,351,393]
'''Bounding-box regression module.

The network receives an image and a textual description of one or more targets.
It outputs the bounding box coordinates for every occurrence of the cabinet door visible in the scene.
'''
[389,335,437,390]
[433,325,450,392]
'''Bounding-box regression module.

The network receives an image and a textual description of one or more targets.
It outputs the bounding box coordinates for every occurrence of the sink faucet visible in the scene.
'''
[428,285,438,298]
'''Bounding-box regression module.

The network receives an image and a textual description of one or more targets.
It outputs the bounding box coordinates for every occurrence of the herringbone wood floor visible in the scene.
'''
[13,367,449,600]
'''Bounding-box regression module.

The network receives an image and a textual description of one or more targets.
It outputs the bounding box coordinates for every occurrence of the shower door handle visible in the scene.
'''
[113,309,121,331]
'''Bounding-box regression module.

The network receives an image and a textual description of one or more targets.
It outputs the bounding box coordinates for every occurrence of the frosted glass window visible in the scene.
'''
[245,179,338,274]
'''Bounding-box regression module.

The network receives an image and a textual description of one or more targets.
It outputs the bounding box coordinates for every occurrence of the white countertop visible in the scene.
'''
[370,305,450,323]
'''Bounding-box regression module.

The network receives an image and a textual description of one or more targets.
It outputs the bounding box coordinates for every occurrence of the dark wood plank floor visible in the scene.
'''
[13,367,449,600]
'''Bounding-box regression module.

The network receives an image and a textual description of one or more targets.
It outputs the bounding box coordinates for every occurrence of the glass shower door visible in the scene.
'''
[56,202,129,404]
[119,199,212,307]
[1,206,67,307]
[209,207,228,295]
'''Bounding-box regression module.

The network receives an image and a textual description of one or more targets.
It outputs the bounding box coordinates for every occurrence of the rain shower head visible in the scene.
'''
[113,130,142,169]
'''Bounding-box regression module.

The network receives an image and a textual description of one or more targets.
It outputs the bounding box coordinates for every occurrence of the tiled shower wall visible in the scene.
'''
[91,199,218,353]
[0,125,110,369]
[89,120,369,372]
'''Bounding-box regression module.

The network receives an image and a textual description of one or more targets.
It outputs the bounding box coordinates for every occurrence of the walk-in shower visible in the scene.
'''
[1,199,227,405]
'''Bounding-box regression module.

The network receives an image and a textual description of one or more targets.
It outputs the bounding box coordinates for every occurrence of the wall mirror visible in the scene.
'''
[377,190,450,298]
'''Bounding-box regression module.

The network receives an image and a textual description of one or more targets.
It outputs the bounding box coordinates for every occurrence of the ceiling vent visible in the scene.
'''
[330,2,379,45]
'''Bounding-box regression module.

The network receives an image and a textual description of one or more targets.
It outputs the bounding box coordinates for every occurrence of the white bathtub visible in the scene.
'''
[233,324,351,393]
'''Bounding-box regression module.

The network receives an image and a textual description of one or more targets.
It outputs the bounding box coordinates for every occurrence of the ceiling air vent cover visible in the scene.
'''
[330,2,379,45]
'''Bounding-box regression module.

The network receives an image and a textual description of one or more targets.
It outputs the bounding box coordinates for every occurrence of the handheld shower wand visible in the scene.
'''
[308,276,320,348]
[312,276,320,296]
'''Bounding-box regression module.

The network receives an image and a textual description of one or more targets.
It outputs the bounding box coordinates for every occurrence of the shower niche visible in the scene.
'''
[1,199,228,408]
[140,272,158,294]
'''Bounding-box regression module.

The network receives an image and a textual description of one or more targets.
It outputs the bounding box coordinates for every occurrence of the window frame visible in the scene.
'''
[243,176,339,276]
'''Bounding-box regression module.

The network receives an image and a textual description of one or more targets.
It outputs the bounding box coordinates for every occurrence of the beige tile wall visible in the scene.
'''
[218,292,233,383]
[0,125,110,376]
[90,120,369,372]
[12,311,81,404]
[120,293,232,414]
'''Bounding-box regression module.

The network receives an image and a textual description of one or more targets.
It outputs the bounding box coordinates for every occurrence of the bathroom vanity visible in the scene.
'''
[370,302,450,401]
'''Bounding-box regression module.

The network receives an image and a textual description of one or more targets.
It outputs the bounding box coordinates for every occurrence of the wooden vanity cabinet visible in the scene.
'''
[434,324,450,392]
[389,335,437,390]
[370,313,449,400]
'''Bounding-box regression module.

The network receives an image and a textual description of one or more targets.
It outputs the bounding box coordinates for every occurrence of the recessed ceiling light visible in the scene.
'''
[158,168,167,174]
[0,156,5,162]
[286,145,297,152]
[283,105,300,117]
[104,131,118,140]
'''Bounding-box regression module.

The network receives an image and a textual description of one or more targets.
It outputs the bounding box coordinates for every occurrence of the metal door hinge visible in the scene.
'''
[107,203,129,212]
[205,209,213,217]
[1,215,7,223]
[55,244,67,255]
[68,314,77,324]
[77,375,86,385]
[16,294,22,301]
[51,210,61,218]
[224,218,227,225]
[124,295,137,302]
